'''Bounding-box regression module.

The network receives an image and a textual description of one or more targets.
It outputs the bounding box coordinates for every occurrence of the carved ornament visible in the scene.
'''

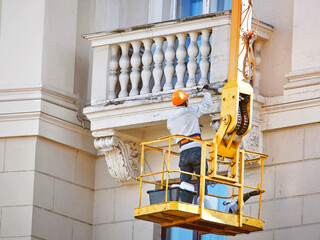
[94,134,141,182]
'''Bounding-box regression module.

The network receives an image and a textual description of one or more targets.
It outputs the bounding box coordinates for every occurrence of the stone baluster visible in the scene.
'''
[186,32,199,88]
[108,45,120,99]
[199,30,211,85]
[152,37,164,93]
[253,40,263,94]
[175,33,187,89]
[163,35,176,91]
[129,41,142,96]
[118,43,130,98]
[140,39,153,95]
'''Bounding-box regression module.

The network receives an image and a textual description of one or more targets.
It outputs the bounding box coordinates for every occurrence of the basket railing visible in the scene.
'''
[137,135,267,222]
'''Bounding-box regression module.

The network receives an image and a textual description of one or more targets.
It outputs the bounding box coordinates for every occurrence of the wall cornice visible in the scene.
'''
[0,85,78,110]
[284,67,320,95]
[84,92,221,132]
[0,87,96,155]
[261,90,320,131]
[83,12,231,47]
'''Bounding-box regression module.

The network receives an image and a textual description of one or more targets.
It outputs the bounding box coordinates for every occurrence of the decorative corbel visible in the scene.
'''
[94,130,141,182]
[241,124,263,153]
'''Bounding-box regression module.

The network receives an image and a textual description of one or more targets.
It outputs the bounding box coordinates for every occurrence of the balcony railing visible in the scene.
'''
[84,12,235,103]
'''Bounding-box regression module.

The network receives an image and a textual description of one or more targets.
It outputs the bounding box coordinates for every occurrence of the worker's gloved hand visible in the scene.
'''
[202,84,210,90]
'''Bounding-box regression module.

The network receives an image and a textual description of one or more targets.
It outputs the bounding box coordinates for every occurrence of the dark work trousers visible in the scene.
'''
[179,147,208,195]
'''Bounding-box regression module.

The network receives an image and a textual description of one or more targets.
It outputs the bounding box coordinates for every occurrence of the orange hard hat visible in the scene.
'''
[171,89,189,106]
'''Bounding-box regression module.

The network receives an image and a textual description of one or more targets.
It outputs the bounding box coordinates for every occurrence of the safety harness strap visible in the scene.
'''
[178,133,201,147]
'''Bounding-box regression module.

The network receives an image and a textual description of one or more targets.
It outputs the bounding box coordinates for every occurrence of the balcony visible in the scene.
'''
[84,11,271,133]
[83,11,273,181]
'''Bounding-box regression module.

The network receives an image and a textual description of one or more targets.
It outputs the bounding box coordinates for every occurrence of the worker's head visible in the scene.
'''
[171,89,189,107]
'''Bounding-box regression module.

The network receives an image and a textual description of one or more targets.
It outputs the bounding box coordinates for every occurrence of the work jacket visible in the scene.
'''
[167,92,213,152]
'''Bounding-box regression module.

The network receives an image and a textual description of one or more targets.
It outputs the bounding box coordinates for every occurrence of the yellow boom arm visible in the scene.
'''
[208,0,253,178]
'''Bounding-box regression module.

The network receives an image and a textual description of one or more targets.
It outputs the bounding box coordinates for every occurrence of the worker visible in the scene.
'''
[167,85,213,194]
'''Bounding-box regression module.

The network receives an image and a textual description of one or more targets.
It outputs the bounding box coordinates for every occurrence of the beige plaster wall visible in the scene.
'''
[94,0,149,32]
[41,0,78,94]
[0,0,45,88]
[254,0,294,97]
[0,0,95,112]
[291,0,320,71]
[74,0,95,109]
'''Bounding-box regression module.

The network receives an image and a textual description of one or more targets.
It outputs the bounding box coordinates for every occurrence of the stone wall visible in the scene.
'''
[33,137,95,240]
[93,156,155,239]
[0,137,96,239]
[0,137,35,239]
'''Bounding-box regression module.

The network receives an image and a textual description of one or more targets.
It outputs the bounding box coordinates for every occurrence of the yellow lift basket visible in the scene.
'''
[134,135,267,236]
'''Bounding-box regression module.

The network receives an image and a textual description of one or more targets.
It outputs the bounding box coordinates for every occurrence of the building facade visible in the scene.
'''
[0,0,319,240]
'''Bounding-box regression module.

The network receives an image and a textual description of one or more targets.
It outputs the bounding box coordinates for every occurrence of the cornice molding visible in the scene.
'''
[284,67,320,95]
[85,93,221,132]
[0,85,78,110]
[0,111,96,154]
[83,12,231,47]
[83,13,273,48]
[0,87,96,154]
[261,90,320,131]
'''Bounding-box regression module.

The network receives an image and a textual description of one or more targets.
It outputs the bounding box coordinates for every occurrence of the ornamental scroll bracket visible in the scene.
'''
[94,131,141,182]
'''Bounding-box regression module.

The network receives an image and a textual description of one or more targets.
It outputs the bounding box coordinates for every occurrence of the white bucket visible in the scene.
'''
[180,181,195,192]
[198,195,218,210]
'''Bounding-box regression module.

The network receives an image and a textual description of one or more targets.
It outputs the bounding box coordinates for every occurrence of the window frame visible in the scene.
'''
[170,0,231,20]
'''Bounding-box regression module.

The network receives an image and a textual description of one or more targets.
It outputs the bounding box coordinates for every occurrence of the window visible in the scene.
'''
[210,0,232,13]
[180,0,203,18]
[171,0,232,20]
[148,0,232,25]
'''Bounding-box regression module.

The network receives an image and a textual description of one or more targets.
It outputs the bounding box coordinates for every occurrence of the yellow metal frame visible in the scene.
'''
[208,0,254,192]
[134,135,267,236]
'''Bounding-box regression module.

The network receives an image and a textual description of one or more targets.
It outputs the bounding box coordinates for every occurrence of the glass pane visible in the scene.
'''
[201,183,227,240]
[180,0,203,18]
[169,227,193,240]
[210,0,232,12]
[210,0,219,12]
[202,234,226,240]
[224,0,232,10]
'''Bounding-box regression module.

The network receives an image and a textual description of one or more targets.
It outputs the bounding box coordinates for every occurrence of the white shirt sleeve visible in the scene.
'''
[190,92,213,118]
